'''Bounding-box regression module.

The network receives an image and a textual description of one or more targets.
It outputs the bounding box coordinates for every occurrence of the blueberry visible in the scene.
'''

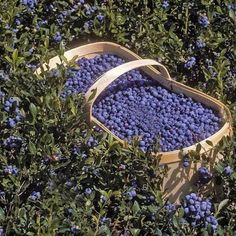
[189,205,196,212]
[70,225,80,235]
[184,207,189,214]
[119,164,126,170]
[0,227,4,236]
[183,159,190,168]
[7,118,16,128]
[85,188,92,195]
[127,192,133,200]
[130,190,136,197]
[190,193,197,200]
[189,199,194,205]
[185,195,191,201]
[224,166,233,176]
[100,195,107,203]
[140,141,145,147]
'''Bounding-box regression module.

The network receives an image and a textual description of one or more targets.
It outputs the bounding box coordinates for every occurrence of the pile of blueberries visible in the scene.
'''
[3,97,22,128]
[60,54,125,98]
[183,193,218,231]
[61,54,221,152]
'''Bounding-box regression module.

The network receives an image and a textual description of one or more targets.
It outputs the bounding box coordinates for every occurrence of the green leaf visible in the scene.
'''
[18,208,27,221]
[0,207,5,221]
[69,99,77,116]
[216,199,229,216]
[29,103,37,120]
[155,228,162,236]
[229,10,236,21]
[28,141,37,155]
[5,56,13,64]
[130,228,141,236]
[178,207,184,218]
[172,215,179,228]
[132,200,140,214]
[196,143,202,153]
[4,45,14,52]
[98,225,111,235]
[60,55,68,64]
[88,88,97,102]
[44,36,49,49]
[12,49,18,64]
[26,232,35,236]
[206,140,213,146]
[203,230,209,236]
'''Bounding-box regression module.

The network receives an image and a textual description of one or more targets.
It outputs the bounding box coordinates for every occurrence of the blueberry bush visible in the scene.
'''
[0,0,235,235]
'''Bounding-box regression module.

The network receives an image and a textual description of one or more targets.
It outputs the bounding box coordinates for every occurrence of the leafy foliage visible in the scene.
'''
[0,0,235,235]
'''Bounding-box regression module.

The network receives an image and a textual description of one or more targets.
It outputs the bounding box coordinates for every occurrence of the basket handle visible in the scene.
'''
[84,59,171,124]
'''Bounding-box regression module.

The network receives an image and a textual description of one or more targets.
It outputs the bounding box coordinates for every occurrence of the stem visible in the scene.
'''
[94,214,101,236]
[185,2,189,35]
[5,202,13,234]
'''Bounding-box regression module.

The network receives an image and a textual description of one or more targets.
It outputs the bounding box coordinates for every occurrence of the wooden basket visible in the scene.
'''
[37,42,233,202]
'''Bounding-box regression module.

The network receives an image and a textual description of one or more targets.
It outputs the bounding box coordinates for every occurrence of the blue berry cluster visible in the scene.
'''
[83,20,94,29]
[15,15,21,26]
[101,217,111,224]
[86,137,98,148]
[162,0,170,9]
[85,6,97,16]
[57,10,73,26]
[198,15,210,28]
[165,201,176,214]
[184,57,196,69]
[126,189,137,200]
[70,225,80,235]
[71,146,87,158]
[0,89,5,99]
[53,32,63,43]
[197,167,212,184]
[183,193,218,231]
[29,191,41,201]
[224,166,233,176]
[4,165,18,175]
[3,136,22,150]
[96,13,105,22]
[0,191,5,199]
[36,20,48,30]
[196,39,206,49]
[20,0,37,10]
[3,97,22,128]
[119,164,126,170]
[227,5,236,10]
[61,54,221,152]
[0,70,9,81]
